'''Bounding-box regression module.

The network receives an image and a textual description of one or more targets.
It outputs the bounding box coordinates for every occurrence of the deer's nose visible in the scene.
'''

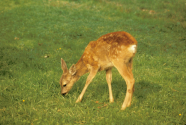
[61,92,67,96]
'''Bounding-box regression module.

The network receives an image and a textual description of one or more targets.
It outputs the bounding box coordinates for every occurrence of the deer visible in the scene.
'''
[60,31,137,110]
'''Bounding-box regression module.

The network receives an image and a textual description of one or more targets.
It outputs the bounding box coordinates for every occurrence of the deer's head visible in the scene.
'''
[60,58,79,95]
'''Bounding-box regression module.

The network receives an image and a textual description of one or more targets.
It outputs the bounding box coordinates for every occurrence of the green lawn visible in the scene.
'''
[0,0,186,124]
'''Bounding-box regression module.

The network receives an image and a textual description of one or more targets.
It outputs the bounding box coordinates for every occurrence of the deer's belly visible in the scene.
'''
[99,62,114,71]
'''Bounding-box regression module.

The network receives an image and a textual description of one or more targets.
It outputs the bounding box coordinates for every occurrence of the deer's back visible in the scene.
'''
[82,31,137,71]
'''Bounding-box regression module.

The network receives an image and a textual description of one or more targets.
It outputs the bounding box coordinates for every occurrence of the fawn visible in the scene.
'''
[60,31,137,110]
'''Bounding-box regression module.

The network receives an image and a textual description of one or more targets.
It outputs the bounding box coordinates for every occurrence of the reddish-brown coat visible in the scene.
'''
[60,31,137,110]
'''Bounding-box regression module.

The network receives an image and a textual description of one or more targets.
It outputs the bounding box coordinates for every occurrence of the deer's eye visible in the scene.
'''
[63,84,67,87]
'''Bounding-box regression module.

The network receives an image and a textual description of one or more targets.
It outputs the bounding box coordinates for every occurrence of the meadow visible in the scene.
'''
[0,0,186,124]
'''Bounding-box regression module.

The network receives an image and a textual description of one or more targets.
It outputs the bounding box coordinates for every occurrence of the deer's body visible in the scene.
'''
[60,31,137,110]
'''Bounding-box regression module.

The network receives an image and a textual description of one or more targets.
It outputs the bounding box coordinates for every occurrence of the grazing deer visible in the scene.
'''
[60,31,137,110]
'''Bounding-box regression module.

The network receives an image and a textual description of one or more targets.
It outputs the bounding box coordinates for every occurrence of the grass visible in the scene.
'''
[0,0,186,124]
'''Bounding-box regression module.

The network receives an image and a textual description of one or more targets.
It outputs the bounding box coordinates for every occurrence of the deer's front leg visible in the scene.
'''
[106,68,114,103]
[76,67,98,103]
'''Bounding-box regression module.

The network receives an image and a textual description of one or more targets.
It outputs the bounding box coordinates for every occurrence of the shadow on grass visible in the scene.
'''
[134,80,161,101]
[59,73,162,108]
[110,80,162,104]
[72,79,162,103]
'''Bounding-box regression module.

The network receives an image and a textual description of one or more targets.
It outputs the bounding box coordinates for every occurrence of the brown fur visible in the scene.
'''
[60,31,137,110]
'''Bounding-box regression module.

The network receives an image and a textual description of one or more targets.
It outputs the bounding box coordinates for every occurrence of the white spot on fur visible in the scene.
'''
[93,56,98,61]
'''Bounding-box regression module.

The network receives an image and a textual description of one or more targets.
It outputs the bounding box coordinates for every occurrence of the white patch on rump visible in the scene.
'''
[128,45,137,54]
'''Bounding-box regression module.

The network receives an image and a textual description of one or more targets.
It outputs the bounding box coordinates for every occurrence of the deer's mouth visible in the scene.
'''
[61,91,68,96]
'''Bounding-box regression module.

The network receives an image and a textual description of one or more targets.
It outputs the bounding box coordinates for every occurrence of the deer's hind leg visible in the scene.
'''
[112,58,135,110]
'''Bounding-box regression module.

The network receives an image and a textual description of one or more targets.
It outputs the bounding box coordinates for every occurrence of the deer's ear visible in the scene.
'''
[61,58,68,73]
[69,64,76,75]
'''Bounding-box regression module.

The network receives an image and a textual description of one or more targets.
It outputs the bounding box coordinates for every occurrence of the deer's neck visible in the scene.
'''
[75,57,88,77]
